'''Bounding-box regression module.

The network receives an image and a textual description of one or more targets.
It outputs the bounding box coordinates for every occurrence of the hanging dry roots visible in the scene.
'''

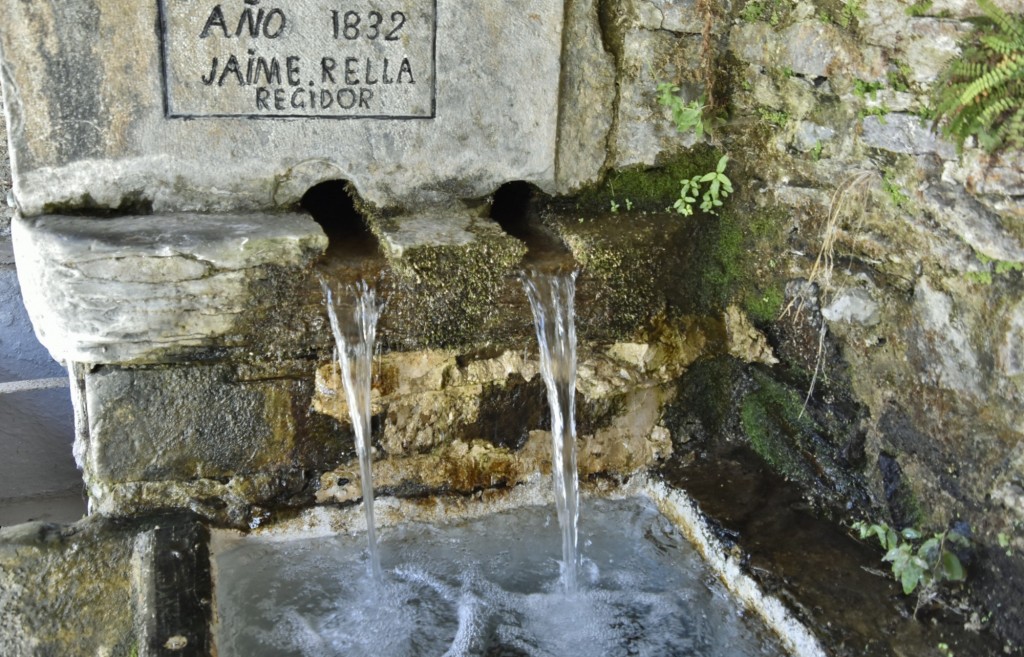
[697,0,717,111]
[781,170,877,321]
[780,170,878,416]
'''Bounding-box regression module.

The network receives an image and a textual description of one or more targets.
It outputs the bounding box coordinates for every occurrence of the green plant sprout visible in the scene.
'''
[610,198,635,214]
[906,0,934,17]
[853,520,969,615]
[672,156,733,216]
[842,0,867,27]
[888,63,912,92]
[965,251,1024,284]
[700,155,733,213]
[931,0,1024,153]
[853,78,885,100]
[674,176,702,216]
[758,106,789,127]
[860,104,891,121]
[882,170,910,208]
[657,82,707,138]
[741,0,786,26]
[998,532,1013,556]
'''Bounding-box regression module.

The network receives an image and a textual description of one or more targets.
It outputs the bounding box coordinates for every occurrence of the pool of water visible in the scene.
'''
[214,497,786,657]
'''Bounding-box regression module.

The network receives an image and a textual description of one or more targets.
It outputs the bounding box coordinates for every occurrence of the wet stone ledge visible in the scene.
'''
[11,212,329,366]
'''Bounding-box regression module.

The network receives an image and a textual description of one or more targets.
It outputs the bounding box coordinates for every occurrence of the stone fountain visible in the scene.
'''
[0,2,709,654]
[2,0,1021,655]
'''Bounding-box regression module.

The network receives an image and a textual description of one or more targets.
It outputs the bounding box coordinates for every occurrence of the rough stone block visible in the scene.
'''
[922,183,1024,263]
[0,519,137,656]
[633,0,704,34]
[0,0,564,214]
[910,276,982,397]
[12,212,326,364]
[793,121,836,153]
[84,362,348,485]
[556,0,616,192]
[731,20,885,82]
[612,29,701,168]
[132,518,212,657]
[313,343,690,504]
[860,113,956,159]
[547,214,696,341]
[373,212,530,348]
[944,151,1024,198]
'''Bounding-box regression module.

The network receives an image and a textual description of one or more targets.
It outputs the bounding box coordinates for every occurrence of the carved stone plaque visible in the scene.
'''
[158,0,437,118]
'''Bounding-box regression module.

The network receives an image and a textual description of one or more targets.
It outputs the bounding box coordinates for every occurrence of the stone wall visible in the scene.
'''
[579,0,1023,646]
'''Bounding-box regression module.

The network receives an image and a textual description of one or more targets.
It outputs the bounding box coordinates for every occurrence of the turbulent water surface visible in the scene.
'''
[215,497,785,657]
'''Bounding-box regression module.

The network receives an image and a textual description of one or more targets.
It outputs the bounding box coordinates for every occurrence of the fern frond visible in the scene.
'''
[982,33,1024,55]
[977,94,1016,126]
[959,54,1023,105]
[931,1,1024,154]
[978,0,1024,43]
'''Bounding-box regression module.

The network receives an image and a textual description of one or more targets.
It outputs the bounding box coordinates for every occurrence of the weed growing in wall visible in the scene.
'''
[853,520,969,616]
[882,169,910,208]
[905,0,933,17]
[657,83,708,139]
[853,78,884,100]
[656,83,734,217]
[739,0,790,26]
[757,106,789,127]
[671,157,733,217]
[964,251,1024,284]
[931,0,1024,153]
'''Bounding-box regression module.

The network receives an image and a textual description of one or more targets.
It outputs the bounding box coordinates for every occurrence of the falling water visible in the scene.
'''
[523,269,580,593]
[321,278,383,583]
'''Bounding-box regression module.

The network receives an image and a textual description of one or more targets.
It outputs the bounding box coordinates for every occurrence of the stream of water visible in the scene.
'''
[522,269,580,594]
[321,278,383,583]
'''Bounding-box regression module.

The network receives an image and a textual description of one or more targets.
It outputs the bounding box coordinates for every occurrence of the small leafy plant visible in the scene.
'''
[998,532,1013,556]
[930,0,1024,153]
[836,0,867,28]
[853,78,885,100]
[853,521,969,614]
[965,251,1024,284]
[906,0,934,17]
[657,83,708,139]
[674,176,702,217]
[758,106,789,127]
[882,169,910,208]
[672,155,733,216]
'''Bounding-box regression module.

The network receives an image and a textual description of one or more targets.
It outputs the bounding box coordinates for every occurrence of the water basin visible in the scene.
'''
[213,496,786,657]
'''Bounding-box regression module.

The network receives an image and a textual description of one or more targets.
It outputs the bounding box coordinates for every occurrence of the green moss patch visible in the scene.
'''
[739,369,871,510]
[740,370,822,485]
[683,202,789,320]
[571,146,723,214]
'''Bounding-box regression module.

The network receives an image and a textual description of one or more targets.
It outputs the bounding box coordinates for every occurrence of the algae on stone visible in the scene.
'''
[0,519,137,657]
